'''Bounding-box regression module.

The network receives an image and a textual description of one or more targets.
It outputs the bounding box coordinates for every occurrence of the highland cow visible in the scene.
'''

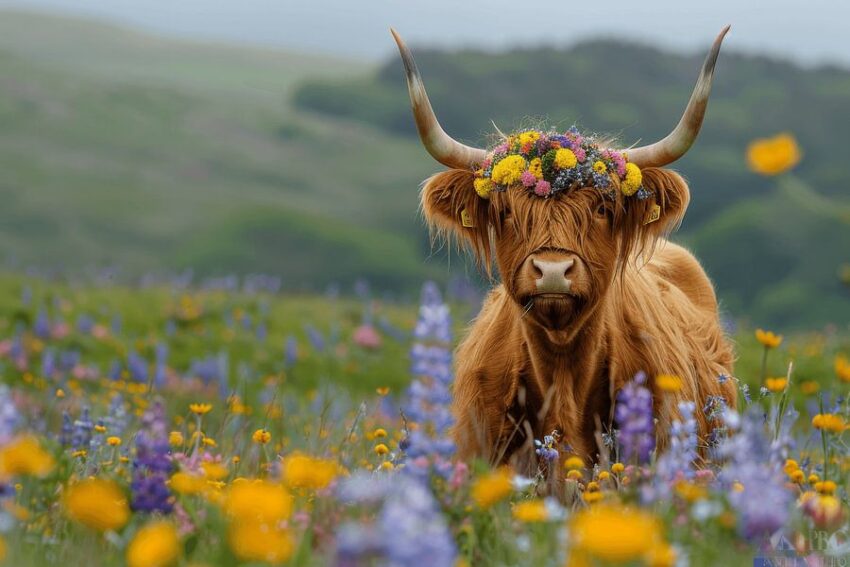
[392,27,737,471]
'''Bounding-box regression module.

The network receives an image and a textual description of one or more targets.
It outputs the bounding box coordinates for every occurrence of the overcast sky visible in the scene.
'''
[1,0,847,67]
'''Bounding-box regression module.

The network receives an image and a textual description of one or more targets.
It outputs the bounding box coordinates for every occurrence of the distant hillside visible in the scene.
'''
[1,11,849,327]
[294,39,850,328]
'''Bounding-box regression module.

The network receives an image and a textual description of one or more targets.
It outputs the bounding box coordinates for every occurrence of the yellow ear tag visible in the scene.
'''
[461,208,475,228]
[644,204,661,225]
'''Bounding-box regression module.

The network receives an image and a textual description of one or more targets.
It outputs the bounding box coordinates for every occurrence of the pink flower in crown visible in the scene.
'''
[534,180,552,197]
[520,170,537,187]
[574,147,587,162]
[610,152,627,177]
[481,157,492,170]
[493,142,509,155]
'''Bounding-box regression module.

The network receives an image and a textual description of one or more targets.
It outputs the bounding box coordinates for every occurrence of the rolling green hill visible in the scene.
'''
[0,11,849,327]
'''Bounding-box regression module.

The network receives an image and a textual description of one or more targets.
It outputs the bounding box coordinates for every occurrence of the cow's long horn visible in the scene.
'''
[391,29,487,170]
[626,25,730,169]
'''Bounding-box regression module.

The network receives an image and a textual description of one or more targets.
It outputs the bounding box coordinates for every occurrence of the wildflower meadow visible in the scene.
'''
[0,192,849,567]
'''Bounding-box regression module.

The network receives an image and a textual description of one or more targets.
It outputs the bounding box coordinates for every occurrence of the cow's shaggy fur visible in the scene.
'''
[421,166,736,472]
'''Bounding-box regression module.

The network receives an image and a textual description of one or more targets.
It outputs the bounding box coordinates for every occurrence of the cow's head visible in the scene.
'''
[393,28,728,338]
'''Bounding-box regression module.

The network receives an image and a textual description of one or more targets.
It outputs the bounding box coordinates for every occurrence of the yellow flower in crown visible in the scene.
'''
[592,160,607,174]
[490,155,527,186]
[553,149,577,169]
[621,162,643,196]
[474,177,495,199]
[746,133,801,176]
[528,158,543,178]
[518,130,541,147]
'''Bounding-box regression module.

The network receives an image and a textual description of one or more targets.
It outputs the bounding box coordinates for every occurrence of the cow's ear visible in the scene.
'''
[421,169,492,264]
[627,167,690,240]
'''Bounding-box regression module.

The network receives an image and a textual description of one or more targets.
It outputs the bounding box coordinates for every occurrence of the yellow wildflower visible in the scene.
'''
[374,444,389,456]
[800,380,821,395]
[282,453,339,490]
[202,437,217,448]
[553,148,577,169]
[611,462,625,474]
[189,403,212,416]
[126,521,180,567]
[655,374,683,393]
[168,431,184,447]
[783,459,799,475]
[812,413,846,433]
[229,524,294,564]
[201,462,228,481]
[252,429,271,444]
[646,542,677,567]
[0,436,55,479]
[170,472,205,495]
[94,425,107,433]
[491,155,527,186]
[765,377,788,393]
[512,499,548,522]
[570,503,662,563]
[224,480,292,523]
[746,133,801,176]
[674,481,707,502]
[107,436,122,447]
[592,160,607,174]
[470,468,513,509]
[563,455,584,471]
[755,329,783,349]
[376,387,390,396]
[583,491,604,504]
[836,355,850,383]
[64,478,130,532]
[55,388,65,399]
[790,470,805,483]
[815,480,837,495]
[372,428,388,439]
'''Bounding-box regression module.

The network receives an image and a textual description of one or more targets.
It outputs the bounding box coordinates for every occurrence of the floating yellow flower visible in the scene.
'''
[764,377,788,393]
[189,403,212,416]
[512,499,548,522]
[570,503,662,563]
[491,155,527,186]
[471,468,513,509]
[836,355,850,383]
[621,162,643,196]
[554,148,577,169]
[755,329,783,349]
[746,133,801,176]
[655,374,683,393]
[64,478,130,532]
[0,435,55,479]
[252,429,271,444]
[229,523,294,565]
[282,453,339,490]
[812,413,846,433]
[126,521,180,567]
[224,480,292,523]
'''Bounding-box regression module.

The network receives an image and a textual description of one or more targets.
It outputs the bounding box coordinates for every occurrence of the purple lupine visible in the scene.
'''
[334,472,456,567]
[71,407,93,450]
[718,409,791,541]
[400,282,455,475]
[655,401,698,488]
[615,372,655,463]
[131,401,173,514]
[535,433,560,462]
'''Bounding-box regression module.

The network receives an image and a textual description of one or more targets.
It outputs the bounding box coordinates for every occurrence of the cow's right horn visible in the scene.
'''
[391,29,487,170]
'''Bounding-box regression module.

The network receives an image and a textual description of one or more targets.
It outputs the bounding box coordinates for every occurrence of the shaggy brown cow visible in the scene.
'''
[392,28,737,470]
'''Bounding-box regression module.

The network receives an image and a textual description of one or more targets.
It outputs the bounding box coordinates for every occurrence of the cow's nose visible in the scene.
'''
[531,257,575,294]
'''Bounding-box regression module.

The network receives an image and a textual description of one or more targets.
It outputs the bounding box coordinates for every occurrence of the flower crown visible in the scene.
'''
[472,127,650,201]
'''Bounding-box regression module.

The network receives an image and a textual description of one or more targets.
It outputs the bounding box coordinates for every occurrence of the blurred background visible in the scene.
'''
[0,0,849,329]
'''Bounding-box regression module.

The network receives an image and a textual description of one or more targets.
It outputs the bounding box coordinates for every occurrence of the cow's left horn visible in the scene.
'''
[391,29,487,170]
[626,25,730,169]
